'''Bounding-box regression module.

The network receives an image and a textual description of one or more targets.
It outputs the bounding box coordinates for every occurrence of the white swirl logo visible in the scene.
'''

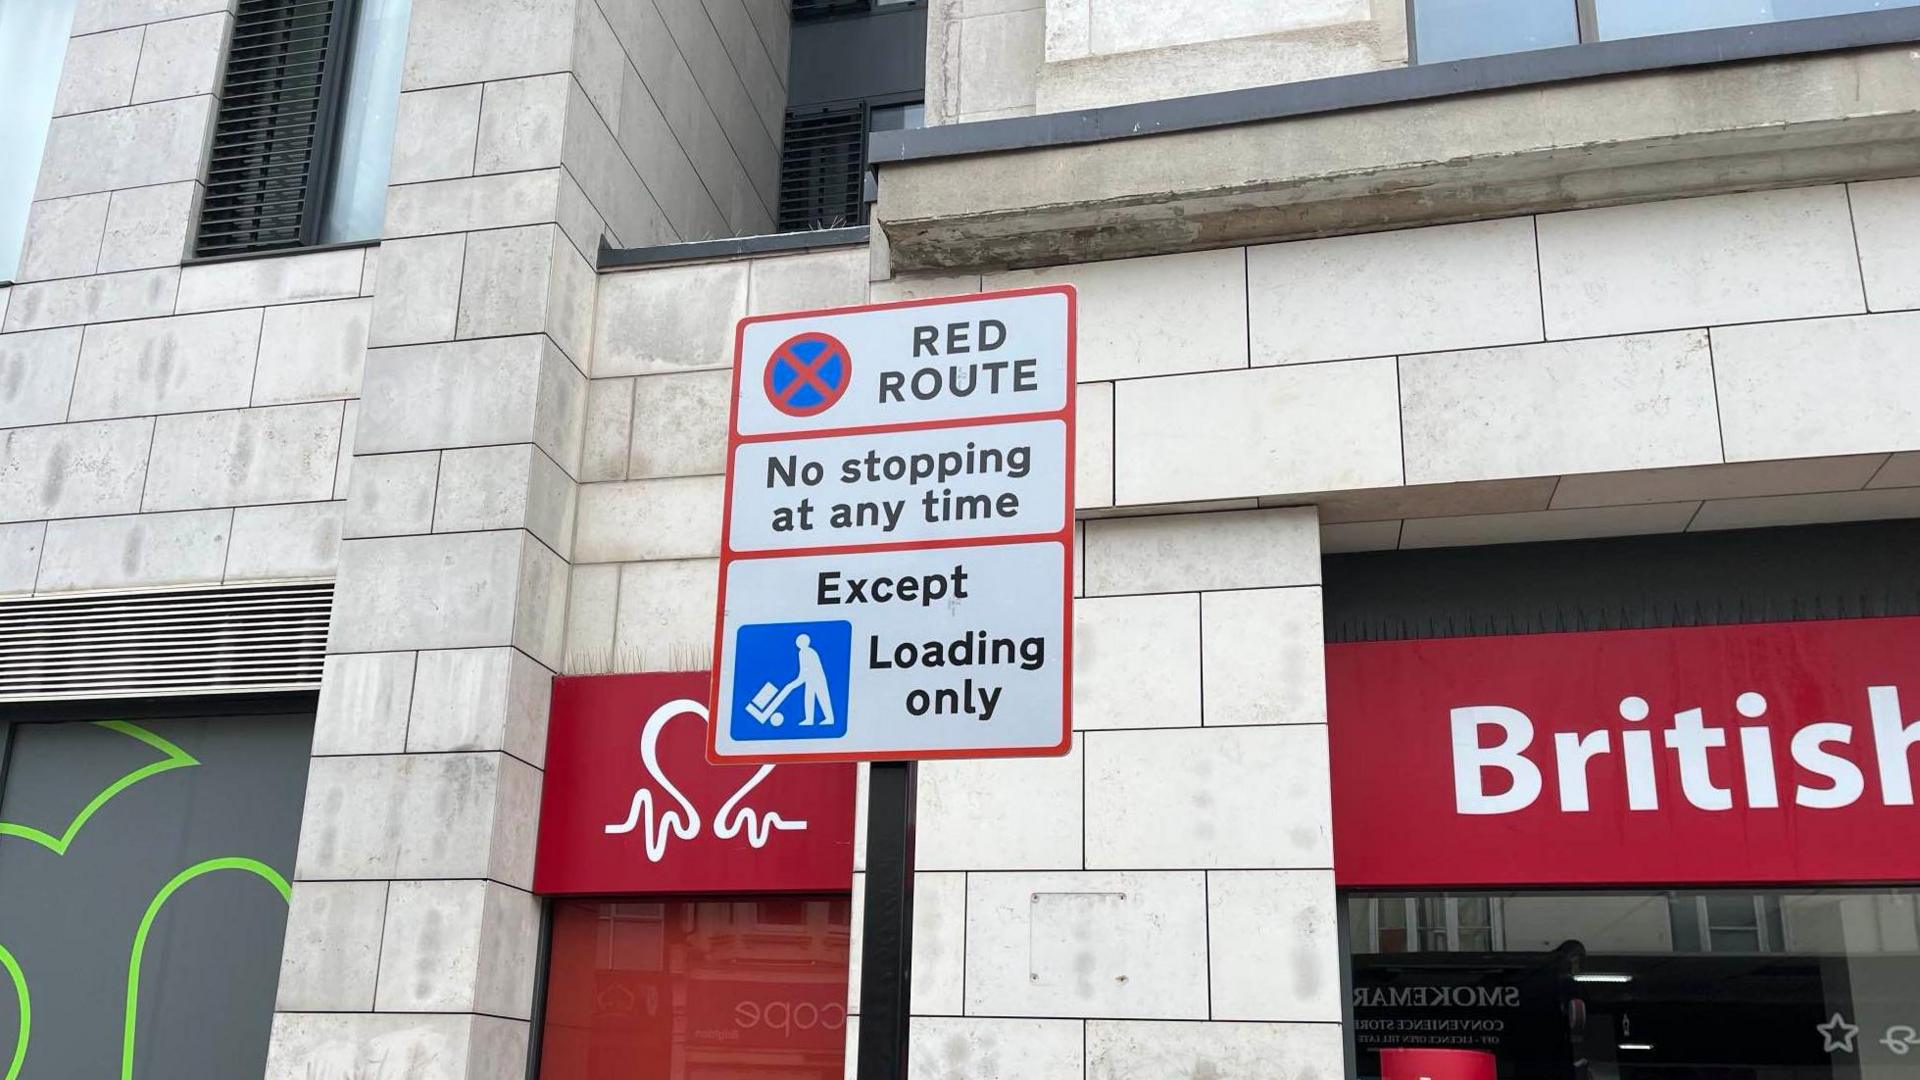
[603,698,808,861]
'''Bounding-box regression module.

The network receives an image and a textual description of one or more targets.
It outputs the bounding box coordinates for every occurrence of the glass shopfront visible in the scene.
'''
[538,897,852,1080]
[1346,888,1920,1080]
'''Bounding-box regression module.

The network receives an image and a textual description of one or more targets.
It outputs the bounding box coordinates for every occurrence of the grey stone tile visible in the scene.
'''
[592,259,745,376]
[175,247,365,313]
[702,0,784,138]
[367,233,464,347]
[328,531,523,653]
[475,75,569,175]
[131,12,228,103]
[342,451,440,539]
[0,522,47,596]
[143,401,343,511]
[389,85,481,185]
[52,28,142,116]
[71,0,227,35]
[560,79,672,246]
[407,646,551,765]
[617,65,727,241]
[456,225,554,340]
[225,500,342,580]
[312,651,416,756]
[579,377,632,481]
[628,368,728,478]
[68,308,262,420]
[37,508,232,591]
[15,193,109,281]
[273,881,387,1011]
[383,169,561,238]
[0,417,153,522]
[35,97,213,199]
[0,327,84,428]
[357,335,583,469]
[254,297,370,405]
[747,247,868,314]
[402,0,578,89]
[1,267,178,332]
[572,0,627,126]
[263,1014,507,1080]
[98,181,197,272]
[332,400,358,498]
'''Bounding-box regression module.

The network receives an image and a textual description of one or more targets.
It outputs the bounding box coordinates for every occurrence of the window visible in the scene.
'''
[1671,892,1788,953]
[1355,896,1506,952]
[776,97,923,232]
[1348,888,1920,1080]
[195,0,411,258]
[0,0,80,281]
[1411,0,1920,63]
[1411,0,1579,63]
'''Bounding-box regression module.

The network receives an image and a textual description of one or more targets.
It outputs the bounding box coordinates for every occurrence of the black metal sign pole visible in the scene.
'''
[856,759,918,1079]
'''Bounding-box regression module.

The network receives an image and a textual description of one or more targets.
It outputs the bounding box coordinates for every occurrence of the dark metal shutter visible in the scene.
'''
[792,0,872,19]
[195,0,351,257]
[778,103,867,233]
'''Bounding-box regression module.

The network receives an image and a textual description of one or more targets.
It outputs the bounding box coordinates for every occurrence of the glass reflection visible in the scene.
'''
[1347,889,1920,1080]
[1414,0,1580,63]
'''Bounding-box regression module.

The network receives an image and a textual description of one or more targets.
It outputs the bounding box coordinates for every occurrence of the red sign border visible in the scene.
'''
[708,285,1078,766]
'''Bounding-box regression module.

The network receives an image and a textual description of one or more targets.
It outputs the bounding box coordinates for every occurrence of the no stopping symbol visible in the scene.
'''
[765,332,852,417]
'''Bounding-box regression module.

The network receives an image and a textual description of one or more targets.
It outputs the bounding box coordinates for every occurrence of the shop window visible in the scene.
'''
[538,896,852,1080]
[1347,887,1920,1080]
[0,708,312,1077]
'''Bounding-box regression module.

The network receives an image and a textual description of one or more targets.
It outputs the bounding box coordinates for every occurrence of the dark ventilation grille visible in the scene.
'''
[779,103,867,233]
[0,582,333,702]
[195,0,349,257]
[791,0,871,19]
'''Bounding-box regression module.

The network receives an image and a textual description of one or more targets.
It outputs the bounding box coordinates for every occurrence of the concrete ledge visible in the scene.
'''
[874,43,1920,271]
[597,227,869,271]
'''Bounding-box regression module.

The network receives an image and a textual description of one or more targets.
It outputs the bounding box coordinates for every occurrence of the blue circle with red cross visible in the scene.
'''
[764,332,852,417]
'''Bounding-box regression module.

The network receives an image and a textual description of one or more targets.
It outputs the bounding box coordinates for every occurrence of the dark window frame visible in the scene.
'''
[193,0,367,259]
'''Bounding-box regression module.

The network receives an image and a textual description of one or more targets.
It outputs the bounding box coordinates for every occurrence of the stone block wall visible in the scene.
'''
[1,0,364,597]
[924,0,1408,123]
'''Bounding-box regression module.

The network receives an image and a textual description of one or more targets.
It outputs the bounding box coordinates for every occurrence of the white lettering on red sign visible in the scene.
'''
[1452,685,1918,815]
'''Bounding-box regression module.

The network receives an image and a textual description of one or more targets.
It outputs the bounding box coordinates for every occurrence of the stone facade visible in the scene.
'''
[4,2,1920,1078]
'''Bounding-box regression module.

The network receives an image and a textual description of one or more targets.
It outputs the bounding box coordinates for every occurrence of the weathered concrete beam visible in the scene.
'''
[875,45,1920,272]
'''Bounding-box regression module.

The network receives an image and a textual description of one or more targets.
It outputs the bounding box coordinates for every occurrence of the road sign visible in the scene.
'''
[709,285,1076,764]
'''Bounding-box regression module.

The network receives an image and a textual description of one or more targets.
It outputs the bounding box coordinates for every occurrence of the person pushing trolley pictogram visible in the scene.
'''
[744,633,838,728]
[730,619,852,743]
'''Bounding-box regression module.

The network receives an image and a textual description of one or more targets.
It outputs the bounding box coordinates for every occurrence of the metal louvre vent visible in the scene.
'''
[791,0,871,19]
[195,0,347,257]
[779,103,867,232]
[0,583,332,702]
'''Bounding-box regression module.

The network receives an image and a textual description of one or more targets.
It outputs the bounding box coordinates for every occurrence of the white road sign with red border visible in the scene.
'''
[707,286,1076,764]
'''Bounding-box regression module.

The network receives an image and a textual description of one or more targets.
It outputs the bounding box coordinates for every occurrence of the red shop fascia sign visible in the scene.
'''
[1328,615,1920,889]
[534,671,857,895]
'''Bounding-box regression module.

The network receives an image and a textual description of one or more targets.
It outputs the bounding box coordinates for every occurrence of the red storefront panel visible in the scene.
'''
[538,897,851,1080]
[1328,616,1920,888]
[535,672,857,895]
